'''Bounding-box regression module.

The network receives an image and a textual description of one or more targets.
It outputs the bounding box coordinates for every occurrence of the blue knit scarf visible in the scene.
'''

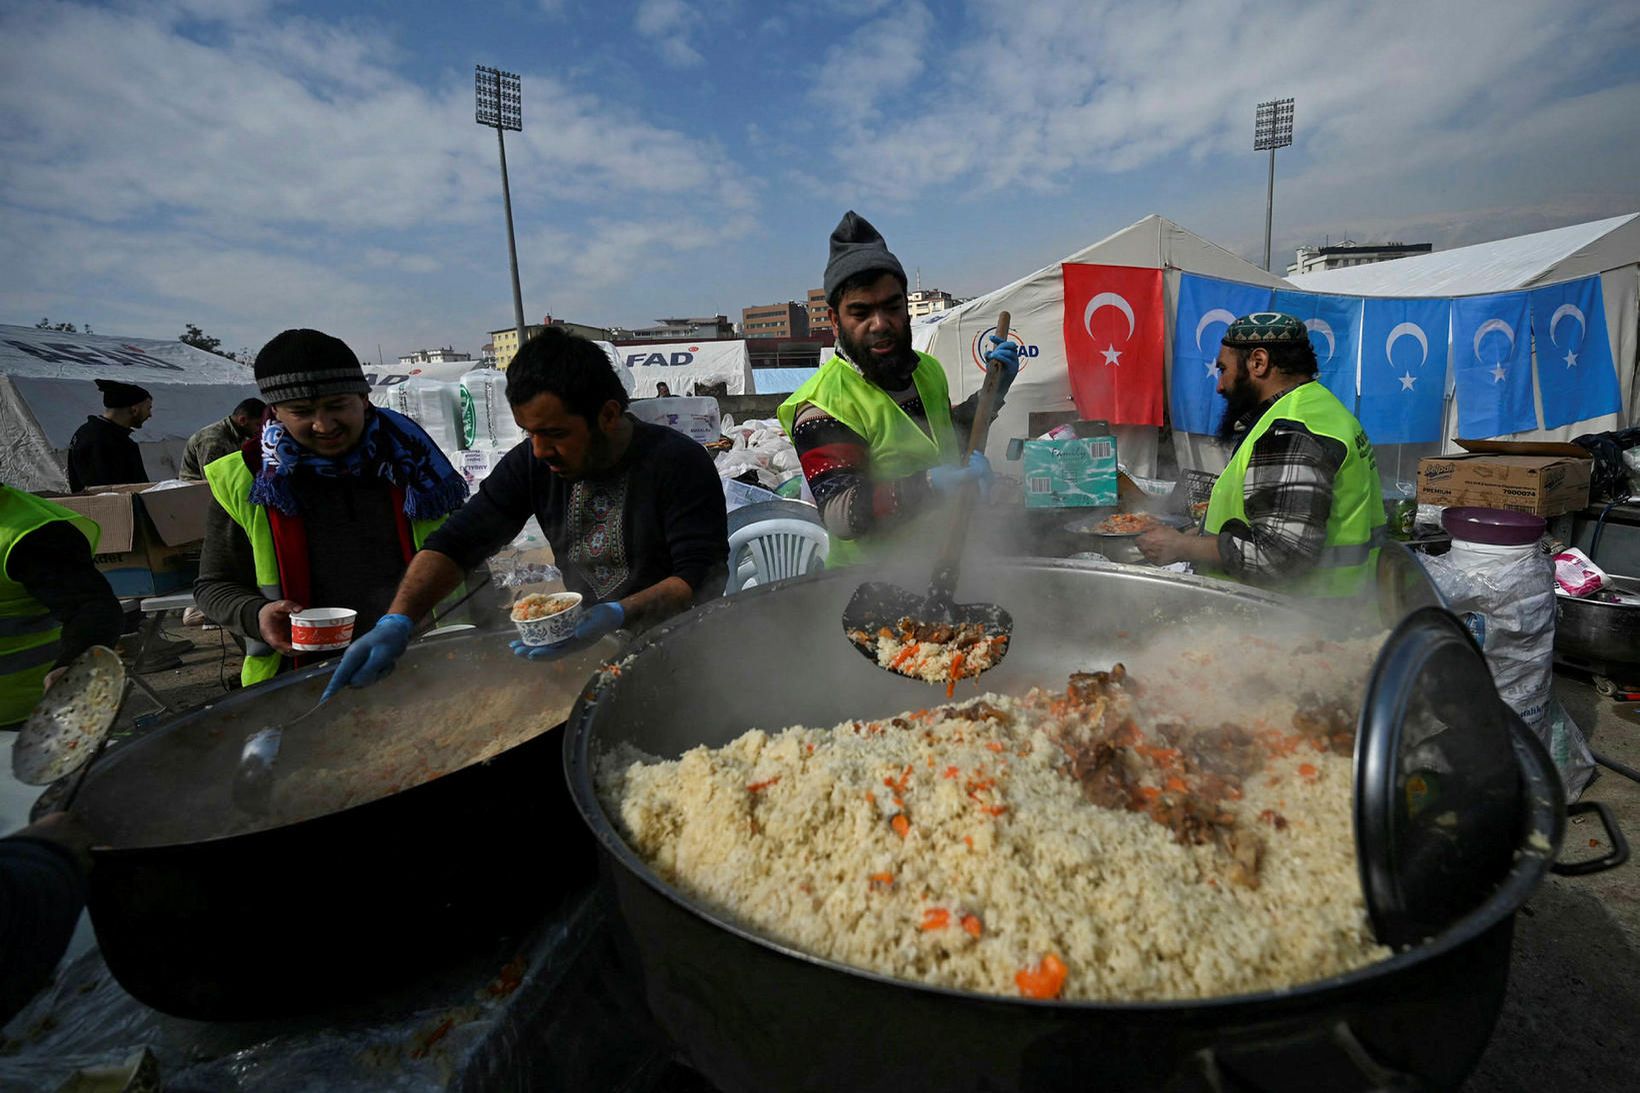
[249,406,467,520]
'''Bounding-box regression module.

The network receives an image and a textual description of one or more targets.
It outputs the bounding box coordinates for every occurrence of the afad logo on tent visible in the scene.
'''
[968,326,1039,372]
[623,346,701,367]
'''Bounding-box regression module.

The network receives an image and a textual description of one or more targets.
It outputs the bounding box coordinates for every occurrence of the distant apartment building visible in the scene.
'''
[397,346,472,367]
[741,301,808,339]
[806,288,831,334]
[907,288,959,319]
[487,315,613,369]
[609,315,735,341]
[1287,241,1433,277]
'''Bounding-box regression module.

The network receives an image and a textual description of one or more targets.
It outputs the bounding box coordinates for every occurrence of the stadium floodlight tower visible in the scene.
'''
[1253,97,1295,273]
[476,64,527,352]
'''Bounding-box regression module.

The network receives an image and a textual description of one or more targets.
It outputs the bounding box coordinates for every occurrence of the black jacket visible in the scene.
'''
[66,415,147,491]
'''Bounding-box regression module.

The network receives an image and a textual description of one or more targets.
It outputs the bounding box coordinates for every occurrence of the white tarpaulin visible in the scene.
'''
[915,215,1288,476]
[0,325,259,492]
[616,340,751,397]
[1291,213,1640,454]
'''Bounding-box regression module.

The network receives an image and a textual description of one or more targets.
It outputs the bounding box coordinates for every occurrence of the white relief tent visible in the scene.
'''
[913,215,1289,477]
[612,339,753,397]
[1290,212,1640,451]
[0,324,260,492]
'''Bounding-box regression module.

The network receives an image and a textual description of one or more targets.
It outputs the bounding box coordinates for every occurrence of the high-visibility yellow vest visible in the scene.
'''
[0,487,100,725]
[777,351,959,567]
[1203,382,1386,598]
[203,454,449,686]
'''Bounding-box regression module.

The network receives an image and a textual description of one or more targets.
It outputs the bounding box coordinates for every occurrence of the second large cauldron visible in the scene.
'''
[74,628,611,1020]
[565,561,1564,1093]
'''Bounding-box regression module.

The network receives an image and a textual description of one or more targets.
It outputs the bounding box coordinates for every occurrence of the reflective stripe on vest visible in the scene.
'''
[776,351,958,567]
[1203,382,1386,598]
[0,611,58,639]
[0,486,101,725]
[0,639,60,676]
[203,451,448,686]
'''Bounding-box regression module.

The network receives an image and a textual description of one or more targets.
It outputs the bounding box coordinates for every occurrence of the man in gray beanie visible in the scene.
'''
[776,211,1019,566]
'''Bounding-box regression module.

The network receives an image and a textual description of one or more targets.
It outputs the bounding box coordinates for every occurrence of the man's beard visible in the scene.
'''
[1215,368,1262,443]
[840,325,917,390]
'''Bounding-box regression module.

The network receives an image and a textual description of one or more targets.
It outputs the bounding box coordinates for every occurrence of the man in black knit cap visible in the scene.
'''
[66,379,152,490]
[776,211,1021,565]
[195,329,469,687]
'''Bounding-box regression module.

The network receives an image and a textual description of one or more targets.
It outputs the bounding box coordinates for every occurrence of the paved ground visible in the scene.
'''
[42,623,1640,1090]
[1463,674,1640,1092]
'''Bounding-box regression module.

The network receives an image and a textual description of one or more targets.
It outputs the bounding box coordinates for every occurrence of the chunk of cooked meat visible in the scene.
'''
[1067,664,1128,705]
[940,700,1014,726]
[1293,700,1356,756]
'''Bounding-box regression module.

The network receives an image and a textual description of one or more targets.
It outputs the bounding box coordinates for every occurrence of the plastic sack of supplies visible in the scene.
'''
[373,378,465,455]
[461,366,524,450]
[1423,539,1596,798]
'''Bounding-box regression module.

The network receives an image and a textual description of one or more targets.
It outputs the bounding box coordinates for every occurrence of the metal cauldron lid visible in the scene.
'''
[1355,607,1524,949]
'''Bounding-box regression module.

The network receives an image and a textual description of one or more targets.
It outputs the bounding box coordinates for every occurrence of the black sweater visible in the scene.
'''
[194,473,410,644]
[0,837,86,1025]
[66,415,147,491]
[424,420,728,607]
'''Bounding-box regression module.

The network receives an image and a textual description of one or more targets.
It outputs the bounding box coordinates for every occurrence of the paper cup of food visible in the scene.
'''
[290,608,358,652]
[511,591,582,646]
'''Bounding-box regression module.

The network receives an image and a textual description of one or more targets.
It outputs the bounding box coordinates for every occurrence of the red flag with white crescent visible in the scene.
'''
[1061,263,1166,426]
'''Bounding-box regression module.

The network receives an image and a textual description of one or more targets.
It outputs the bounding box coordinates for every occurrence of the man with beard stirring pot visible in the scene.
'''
[1137,312,1385,597]
[777,211,1020,565]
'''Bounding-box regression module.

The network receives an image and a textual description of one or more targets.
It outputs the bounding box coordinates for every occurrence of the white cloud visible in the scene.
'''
[808,1,933,121]
[0,0,761,355]
[818,0,1640,218]
[634,0,705,69]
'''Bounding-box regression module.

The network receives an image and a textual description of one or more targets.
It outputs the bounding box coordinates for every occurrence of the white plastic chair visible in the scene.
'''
[726,519,829,594]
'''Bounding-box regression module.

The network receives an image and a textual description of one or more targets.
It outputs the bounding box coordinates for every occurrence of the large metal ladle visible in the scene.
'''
[842,312,1014,683]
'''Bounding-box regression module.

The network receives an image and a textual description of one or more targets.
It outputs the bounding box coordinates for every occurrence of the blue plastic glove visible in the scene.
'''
[928,451,992,496]
[322,613,413,700]
[511,601,626,661]
[983,334,1021,381]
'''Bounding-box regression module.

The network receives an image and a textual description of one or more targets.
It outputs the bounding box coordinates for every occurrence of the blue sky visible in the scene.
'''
[2,0,1638,363]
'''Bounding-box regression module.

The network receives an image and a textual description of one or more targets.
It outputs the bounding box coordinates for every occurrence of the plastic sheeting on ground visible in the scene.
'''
[0,888,692,1092]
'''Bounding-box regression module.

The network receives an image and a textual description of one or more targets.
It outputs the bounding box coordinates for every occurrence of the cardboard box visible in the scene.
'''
[1416,439,1593,518]
[48,482,213,597]
[1021,436,1119,509]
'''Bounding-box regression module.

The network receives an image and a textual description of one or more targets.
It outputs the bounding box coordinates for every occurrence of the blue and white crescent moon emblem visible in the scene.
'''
[1304,318,1336,362]
[1083,292,1135,342]
[1385,322,1428,367]
[1549,303,1585,347]
[1472,318,1515,362]
[1193,308,1237,353]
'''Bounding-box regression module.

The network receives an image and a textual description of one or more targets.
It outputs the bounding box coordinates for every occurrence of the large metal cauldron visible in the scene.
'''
[74,629,610,1020]
[565,561,1563,1093]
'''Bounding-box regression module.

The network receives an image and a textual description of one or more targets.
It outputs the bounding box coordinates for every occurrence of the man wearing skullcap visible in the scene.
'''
[65,379,153,490]
[776,211,1020,565]
[195,329,469,687]
[1138,312,1385,596]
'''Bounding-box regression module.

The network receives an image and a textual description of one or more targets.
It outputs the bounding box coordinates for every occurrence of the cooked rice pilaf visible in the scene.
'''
[600,634,1391,1002]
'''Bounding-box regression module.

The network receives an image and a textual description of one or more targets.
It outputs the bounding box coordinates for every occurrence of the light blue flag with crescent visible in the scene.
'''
[1451,292,1537,437]
[1529,276,1622,429]
[1357,297,1450,444]
[1170,274,1273,434]
[1271,290,1362,408]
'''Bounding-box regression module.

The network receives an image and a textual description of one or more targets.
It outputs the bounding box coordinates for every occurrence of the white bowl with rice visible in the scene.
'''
[511,591,582,646]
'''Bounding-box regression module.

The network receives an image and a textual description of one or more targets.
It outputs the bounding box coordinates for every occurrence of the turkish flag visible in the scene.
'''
[1061,263,1166,426]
